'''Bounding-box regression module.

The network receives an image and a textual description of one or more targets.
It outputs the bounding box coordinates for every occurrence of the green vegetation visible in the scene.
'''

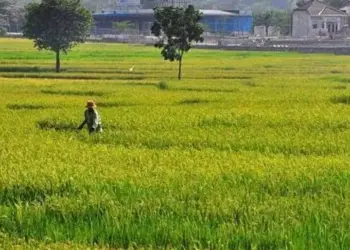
[152,5,204,80]
[23,0,92,73]
[113,21,138,34]
[0,0,11,35]
[253,10,291,36]
[0,38,349,249]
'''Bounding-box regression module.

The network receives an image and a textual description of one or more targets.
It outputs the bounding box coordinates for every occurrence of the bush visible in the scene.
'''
[158,81,168,90]
[0,27,6,37]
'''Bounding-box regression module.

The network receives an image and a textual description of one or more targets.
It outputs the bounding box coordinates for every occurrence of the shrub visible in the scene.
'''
[0,27,6,37]
[158,81,168,90]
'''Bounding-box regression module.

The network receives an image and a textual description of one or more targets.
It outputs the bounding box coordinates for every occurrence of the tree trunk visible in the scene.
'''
[178,55,183,80]
[55,50,60,73]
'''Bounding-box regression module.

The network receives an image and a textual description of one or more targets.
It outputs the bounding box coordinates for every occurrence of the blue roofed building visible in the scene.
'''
[92,1,253,36]
[201,10,253,35]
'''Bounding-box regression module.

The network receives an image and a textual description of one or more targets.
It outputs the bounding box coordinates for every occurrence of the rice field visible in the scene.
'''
[0,38,349,249]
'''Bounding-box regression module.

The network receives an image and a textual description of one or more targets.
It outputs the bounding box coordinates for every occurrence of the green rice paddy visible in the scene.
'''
[0,38,349,249]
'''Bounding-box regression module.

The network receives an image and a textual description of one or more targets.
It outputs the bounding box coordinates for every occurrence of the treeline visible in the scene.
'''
[13,0,296,11]
[0,0,25,33]
[1,0,350,35]
[9,0,350,11]
[253,0,350,35]
[0,0,295,34]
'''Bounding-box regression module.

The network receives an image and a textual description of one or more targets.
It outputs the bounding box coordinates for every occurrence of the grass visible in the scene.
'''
[177,98,211,105]
[7,104,52,110]
[0,38,350,249]
[0,72,146,80]
[331,95,350,105]
[41,89,106,97]
[37,119,78,131]
[96,101,137,108]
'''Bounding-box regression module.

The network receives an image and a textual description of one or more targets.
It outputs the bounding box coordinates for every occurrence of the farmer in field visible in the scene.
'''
[77,100,103,133]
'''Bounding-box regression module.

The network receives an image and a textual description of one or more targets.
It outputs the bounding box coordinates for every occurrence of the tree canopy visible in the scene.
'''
[0,0,12,34]
[322,0,350,8]
[151,5,204,80]
[13,0,300,12]
[296,0,349,8]
[253,10,291,36]
[23,0,92,72]
[113,21,138,34]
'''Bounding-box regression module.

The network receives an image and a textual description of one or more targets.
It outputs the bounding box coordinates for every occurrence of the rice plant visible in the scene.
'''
[0,38,349,249]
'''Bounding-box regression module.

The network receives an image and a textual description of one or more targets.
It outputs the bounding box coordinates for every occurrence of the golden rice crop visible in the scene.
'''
[0,38,349,249]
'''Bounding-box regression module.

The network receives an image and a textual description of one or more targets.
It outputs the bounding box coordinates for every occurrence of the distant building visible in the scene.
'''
[292,0,348,37]
[156,0,192,7]
[117,0,142,8]
[93,6,253,36]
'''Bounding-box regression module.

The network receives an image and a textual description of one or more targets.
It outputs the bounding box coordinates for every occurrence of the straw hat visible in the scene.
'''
[86,100,96,108]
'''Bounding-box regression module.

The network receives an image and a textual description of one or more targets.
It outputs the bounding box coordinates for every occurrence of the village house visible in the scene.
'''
[292,0,349,37]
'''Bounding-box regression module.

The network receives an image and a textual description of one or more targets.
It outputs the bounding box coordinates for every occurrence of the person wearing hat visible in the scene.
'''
[77,100,103,133]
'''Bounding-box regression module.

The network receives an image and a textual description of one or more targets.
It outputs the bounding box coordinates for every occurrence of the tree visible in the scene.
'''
[296,0,310,7]
[323,0,350,8]
[253,10,291,36]
[295,0,349,9]
[253,11,274,36]
[151,5,204,80]
[0,0,11,17]
[7,7,25,33]
[0,0,12,35]
[113,21,137,34]
[141,0,158,9]
[0,0,25,33]
[273,10,291,36]
[23,0,92,73]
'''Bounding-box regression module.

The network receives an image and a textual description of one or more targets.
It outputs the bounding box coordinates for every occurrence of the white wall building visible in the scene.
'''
[292,0,348,37]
